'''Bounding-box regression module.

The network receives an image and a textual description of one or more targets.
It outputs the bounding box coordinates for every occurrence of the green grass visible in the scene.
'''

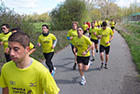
[116,23,140,74]
[33,22,51,33]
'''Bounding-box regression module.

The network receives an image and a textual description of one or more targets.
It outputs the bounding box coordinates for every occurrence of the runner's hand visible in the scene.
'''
[0,42,3,45]
[5,48,10,54]
[69,37,73,40]
[52,45,55,49]
[82,51,87,55]
[38,43,41,46]
[106,41,110,44]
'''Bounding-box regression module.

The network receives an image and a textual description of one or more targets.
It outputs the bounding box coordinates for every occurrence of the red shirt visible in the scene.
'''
[86,22,90,28]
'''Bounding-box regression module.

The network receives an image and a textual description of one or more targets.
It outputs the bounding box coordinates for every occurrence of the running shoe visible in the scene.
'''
[104,64,108,69]
[100,63,104,69]
[51,70,55,77]
[96,49,98,53]
[53,67,56,71]
[80,78,86,85]
[73,63,76,70]
[88,60,92,66]
[92,56,95,61]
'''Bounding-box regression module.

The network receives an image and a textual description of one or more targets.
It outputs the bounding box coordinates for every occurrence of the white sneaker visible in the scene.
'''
[80,78,86,85]
[53,67,56,71]
[88,60,92,66]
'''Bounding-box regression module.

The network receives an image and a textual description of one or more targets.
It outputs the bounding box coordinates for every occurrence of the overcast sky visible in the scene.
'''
[1,0,138,15]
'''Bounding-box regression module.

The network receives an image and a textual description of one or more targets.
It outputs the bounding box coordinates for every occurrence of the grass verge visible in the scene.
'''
[116,23,140,74]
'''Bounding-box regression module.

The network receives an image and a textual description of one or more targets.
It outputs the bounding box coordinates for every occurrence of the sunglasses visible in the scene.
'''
[2,28,6,29]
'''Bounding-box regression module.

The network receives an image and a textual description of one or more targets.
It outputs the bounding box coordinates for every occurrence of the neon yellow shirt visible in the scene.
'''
[0,58,60,94]
[29,42,35,49]
[89,27,99,40]
[67,29,78,44]
[110,21,115,27]
[0,32,4,41]
[71,35,92,57]
[95,22,98,27]
[97,27,113,47]
[38,33,56,53]
[106,20,108,23]
[82,24,88,31]
[0,32,12,52]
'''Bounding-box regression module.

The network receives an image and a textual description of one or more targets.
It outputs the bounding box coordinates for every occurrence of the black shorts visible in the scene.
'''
[77,56,90,65]
[90,38,98,44]
[111,27,115,30]
[83,30,87,34]
[100,45,110,54]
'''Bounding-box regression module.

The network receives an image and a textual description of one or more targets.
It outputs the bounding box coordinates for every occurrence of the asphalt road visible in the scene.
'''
[0,30,140,94]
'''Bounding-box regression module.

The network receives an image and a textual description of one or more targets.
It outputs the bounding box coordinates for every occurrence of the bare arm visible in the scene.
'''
[82,43,93,55]
[28,48,36,55]
[2,87,8,94]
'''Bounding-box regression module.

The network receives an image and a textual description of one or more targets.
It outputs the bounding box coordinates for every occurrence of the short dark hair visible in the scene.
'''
[77,26,83,31]
[42,24,49,29]
[2,24,10,28]
[11,27,20,32]
[8,31,30,48]
[102,21,107,26]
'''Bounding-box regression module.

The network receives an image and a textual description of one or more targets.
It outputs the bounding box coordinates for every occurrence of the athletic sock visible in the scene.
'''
[82,76,85,80]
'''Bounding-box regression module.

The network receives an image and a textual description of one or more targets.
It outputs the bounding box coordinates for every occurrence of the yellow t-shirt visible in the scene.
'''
[106,20,108,23]
[67,29,78,44]
[29,42,35,50]
[95,22,98,27]
[38,33,56,53]
[82,24,88,31]
[110,22,115,27]
[0,32,4,41]
[89,27,99,40]
[0,58,60,94]
[97,27,113,47]
[71,35,92,57]
[0,32,12,52]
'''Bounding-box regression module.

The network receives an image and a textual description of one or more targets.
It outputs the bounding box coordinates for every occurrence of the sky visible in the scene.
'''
[1,0,138,15]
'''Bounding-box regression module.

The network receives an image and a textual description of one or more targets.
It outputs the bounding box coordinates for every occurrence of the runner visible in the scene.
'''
[72,27,93,85]
[0,24,12,62]
[37,24,57,77]
[82,21,89,35]
[110,19,115,33]
[0,31,60,94]
[86,21,90,32]
[67,21,78,70]
[94,21,114,69]
[11,27,36,55]
[89,21,99,61]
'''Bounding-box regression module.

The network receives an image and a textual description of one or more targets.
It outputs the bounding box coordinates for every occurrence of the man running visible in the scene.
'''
[94,21,114,69]
[110,19,116,33]
[38,24,57,77]
[86,21,90,32]
[72,27,93,85]
[0,24,12,62]
[67,21,78,69]
[0,31,60,94]
[82,21,89,35]
[89,22,99,61]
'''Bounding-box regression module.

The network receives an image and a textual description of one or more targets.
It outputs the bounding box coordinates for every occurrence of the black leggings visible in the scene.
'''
[43,52,54,72]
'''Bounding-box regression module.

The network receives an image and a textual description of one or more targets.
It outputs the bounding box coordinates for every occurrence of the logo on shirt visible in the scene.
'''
[29,82,37,87]
[10,80,16,85]
[12,87,33,94]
